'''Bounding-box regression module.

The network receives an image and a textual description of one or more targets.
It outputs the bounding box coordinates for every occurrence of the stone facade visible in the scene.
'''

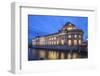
[32,22,84,46]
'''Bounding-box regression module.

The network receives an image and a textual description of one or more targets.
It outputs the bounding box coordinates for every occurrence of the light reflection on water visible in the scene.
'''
[28,48,80,60]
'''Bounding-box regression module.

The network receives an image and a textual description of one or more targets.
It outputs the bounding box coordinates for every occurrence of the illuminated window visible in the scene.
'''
[79,35,81,38]
[68,40,72,46]
[49,42,51,45]
[54,37,56,40]
[54,41,56,45]
[51,37,53,40]
[78,40,82,45]
[52,42,54,45]
[49,38,51,40]
[74,35,77,38]
[57,41,59,45]
[74,40,77,45]
[67,27,73,30]
[61,40,64,45]
[68,35,71,38]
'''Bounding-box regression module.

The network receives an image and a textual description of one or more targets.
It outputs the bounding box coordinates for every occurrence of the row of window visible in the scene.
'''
[68,39,81,46]
[33,39,82,46]
[48,34,81,41]
[68,35,81,38]
[44,39,81,46]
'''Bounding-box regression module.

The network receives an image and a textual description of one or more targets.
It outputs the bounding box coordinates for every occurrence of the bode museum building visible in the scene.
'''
[30,22,88,59]
[32,22,84,47]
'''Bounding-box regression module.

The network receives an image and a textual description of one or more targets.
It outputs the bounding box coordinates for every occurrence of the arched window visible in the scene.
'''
[79,35,81,38]
[61,39,64,45]
[74,40,77,45]
[74,35,77,38]
[68,40,72,46]
[79,40,82,45]
[68,35,71,38]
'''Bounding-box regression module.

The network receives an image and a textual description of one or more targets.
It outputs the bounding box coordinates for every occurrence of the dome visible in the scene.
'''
[61,22,76,31]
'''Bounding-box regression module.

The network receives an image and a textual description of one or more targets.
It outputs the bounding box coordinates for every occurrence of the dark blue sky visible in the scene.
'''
[28,15,88,44]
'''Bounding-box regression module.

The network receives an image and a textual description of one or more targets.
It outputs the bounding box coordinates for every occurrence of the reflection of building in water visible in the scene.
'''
[32,22,84,46]
[37,50,80,60]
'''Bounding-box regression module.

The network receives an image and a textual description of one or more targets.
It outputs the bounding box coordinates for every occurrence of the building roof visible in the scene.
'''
[67,29,84,33]
[63,22,75,28]
[32,22,84,39]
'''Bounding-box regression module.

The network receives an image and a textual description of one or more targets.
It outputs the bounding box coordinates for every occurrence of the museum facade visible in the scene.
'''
[32,22,84,47]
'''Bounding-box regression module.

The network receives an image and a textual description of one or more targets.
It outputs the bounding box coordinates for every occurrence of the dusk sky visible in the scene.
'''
[28,15,88,44]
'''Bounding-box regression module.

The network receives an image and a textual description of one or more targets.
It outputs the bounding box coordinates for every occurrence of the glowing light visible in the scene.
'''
[74,35,77,38]
[74,40,77,45]
[79,40,82,45]
[61,40,64,45]
[61,53,64,59]
[72,53,78,59]
[67,27,73,30]
[68,35,71,38]
[48,51,59,59]
[39,50,46,58]
[67,53,72,59]
[79,35,81,38]
[68,40,72,46]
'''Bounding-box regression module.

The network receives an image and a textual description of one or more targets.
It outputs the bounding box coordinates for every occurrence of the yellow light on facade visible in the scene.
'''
[67,27,73,30]
[52,37,53,40]
[48,51,58,59]
[79,40,82,45]
[68,40,72,46]
[72,53,78,59]
[74,40,77,45]
[79,35,81,38]
[68,35,71,38]
[67,53,72,59]
[74,35,77,38]
[57,41,59,45]
[54,37,56,40]
[61,53,64,59]
[61,40,64,45]
[39,50,46,58]
[54,41,56,45]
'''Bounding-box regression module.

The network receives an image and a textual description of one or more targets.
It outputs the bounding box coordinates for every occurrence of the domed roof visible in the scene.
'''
[61,22,76,31]
[63,22,75,28]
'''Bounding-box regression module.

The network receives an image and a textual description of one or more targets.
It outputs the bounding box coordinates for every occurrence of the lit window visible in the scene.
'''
[52,42,54,45]
[54,41,56,45]
[74,35,77,38]
[49,38,51,40]
[57,41,59,45]
[67,27,73,30]
[68,35,71,38]
[74,40,77,45]
[61,40,64,45]
[79,40,82,45]
[79,35,81,38]
[68,40,72,46]
[54,37,56,40]
[49,42,51,44]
